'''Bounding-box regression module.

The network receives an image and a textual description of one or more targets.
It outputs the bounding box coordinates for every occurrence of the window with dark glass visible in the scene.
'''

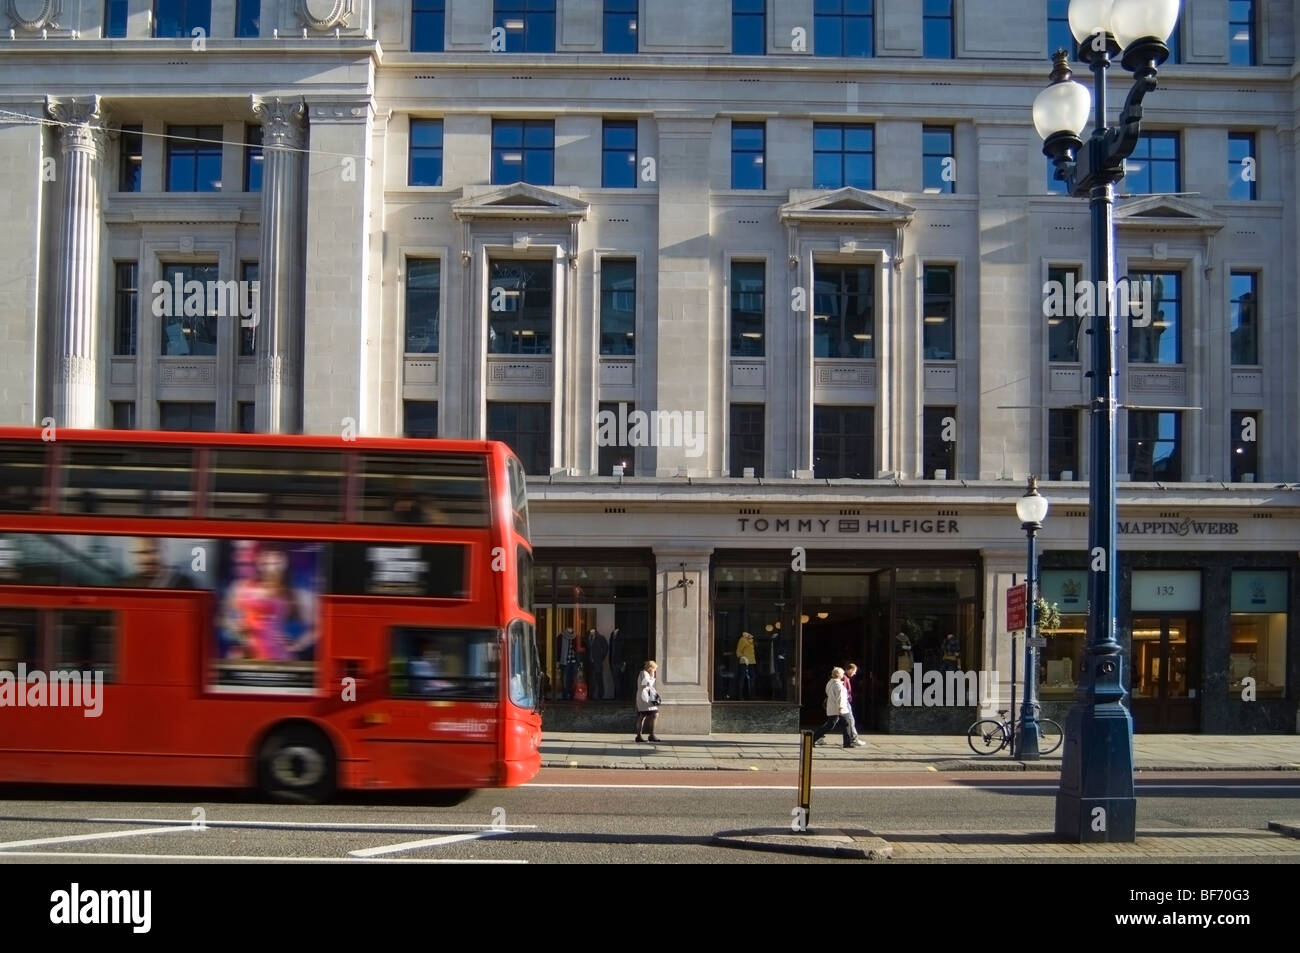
[1046,0,1074,58]
[1228,132,1256,200]
[153,0,210,37]
[0,610,40,674]
[729,404,764,478]
[1230,271,1257,365]
[105,0,129,37]
[238,261,258,356]
[111,402,136,430]
[923,0,953,58]
[730,261,765,356]
[1038,570,1087,698]
[1048,265,1081,362]
[1230,410,1259,482]
[598,402,635,476]
[166,124,222,192]
[508,618,539,710]
[1229,0,1255,66]
[813,263,874,359]
[1127,270,1180,365]
[712,565,795,703]
[1128,410,1181,482]
[59,444,195,518]
[0,445,47,513]
[157,402,216,432]
[409,119,444,186]
[489,259,553,354]
[1123,132,1179,195]
[733,0,764,54]
[118,125,142,191]
[357,451,489,525]
[923,406,956,479]
[491,119,554,186]
[494,0,556,53]
[403,401,439,438]
[235,0,259,37]
[923,265,955,359]
[813,123,873,190]
[237,401,255,433]
[412,0,445,52]
[602,120,637,188]
[56,611,117,681]
[390,627,498,700]
[599,259,636,355]
[814,0,872,57]
[1229,569,1286,697]
[207,449,344,521]
[922,126,954,193]
[604,0,637,53]
[813,406,873,479]
[113,262,138,356]
[487,402,552,476]
[244,125,262,192]
[731,121,765,190]
[405,259,440,354]
[158,262,219,356]
[1048,408,1080,480]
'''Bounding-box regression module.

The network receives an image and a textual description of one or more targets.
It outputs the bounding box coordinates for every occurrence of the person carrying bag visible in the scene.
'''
[635,660,663,743]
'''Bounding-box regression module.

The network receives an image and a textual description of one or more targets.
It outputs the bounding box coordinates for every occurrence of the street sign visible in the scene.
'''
[1007,583,1027,631]
[1028,637,1047,648]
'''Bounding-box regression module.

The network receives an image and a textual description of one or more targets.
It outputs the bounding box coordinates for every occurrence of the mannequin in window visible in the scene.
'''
[608,627,626,699]
[587,627,608,700]
[735,631,756,700]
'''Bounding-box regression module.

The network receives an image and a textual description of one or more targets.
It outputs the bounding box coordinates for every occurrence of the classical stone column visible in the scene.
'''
[47,96,109,429]
[250,96,307,433]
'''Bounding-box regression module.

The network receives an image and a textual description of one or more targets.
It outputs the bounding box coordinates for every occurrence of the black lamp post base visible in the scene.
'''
[1054,703,1137,842]
[1055,792,1137,843]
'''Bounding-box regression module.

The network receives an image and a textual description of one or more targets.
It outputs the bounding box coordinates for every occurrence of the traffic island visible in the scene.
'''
[713,827,893,860]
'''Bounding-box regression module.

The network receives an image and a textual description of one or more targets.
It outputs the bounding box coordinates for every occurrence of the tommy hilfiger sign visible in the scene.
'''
[736,518,960,535]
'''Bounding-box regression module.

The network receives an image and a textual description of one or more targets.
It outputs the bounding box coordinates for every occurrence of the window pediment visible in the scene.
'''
[453,183,589,222]
[1116,195,1225,232]
[780,188,915,226]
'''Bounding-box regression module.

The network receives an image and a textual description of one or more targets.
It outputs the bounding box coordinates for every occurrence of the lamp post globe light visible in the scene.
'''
[1014,478,1049,760]
[1032,0,1180,843]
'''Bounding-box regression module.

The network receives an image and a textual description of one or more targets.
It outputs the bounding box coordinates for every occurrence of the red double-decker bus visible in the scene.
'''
[0,427,541,802]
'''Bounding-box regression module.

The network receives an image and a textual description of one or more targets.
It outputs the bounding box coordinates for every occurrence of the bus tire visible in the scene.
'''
[257,724,337,804]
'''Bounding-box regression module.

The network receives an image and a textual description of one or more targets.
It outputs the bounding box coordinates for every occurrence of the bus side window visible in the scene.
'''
[0,609,41,674]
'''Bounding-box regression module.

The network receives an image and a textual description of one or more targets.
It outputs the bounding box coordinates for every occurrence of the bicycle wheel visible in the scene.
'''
[966,719,1008,755]
[1038,718,1063,754]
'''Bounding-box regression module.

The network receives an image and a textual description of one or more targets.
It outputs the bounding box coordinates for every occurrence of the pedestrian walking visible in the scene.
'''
[842,662,866,747]
[635,660,663,743]
[810,666,854,749]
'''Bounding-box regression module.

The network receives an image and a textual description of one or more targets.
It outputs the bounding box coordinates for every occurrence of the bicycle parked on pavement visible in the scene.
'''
[966,709,1063,755]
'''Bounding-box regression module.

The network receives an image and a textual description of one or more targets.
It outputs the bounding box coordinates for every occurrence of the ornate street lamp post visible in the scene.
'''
[1032,0,1181,842]
[1015,477,1050,760]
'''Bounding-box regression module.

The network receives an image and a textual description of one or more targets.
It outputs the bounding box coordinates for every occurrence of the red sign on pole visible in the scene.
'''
[1007,583,1027,632]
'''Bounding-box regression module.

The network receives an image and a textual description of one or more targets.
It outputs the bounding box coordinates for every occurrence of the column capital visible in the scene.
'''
[250,96,307,150]
[46,95,109,154]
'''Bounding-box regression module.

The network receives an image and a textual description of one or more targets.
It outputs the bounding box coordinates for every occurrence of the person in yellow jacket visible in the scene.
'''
[735,631,756,699]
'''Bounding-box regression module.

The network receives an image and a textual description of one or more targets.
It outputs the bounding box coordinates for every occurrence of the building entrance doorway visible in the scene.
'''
[1130,615,1200,732]
[799,571,889,728]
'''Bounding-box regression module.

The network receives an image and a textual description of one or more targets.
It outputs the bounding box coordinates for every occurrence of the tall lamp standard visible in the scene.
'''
[1032,0,1180,842]
[1015,477,1050,760]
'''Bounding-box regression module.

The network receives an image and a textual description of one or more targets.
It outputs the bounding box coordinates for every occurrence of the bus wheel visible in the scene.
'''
[258,725,337,804]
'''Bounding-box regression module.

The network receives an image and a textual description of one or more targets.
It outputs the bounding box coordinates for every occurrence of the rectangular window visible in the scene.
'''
[1127,271,1181,365]
[0,609,40,675]
[55,610,117,682]
[487,402,552,476]
[1229,0,1255,66]
[1039,570,1087,697]
[602,120,637,188]
[403,400,439,438]
[166,124,223,192]
[813,405,873,479]
[494,0,556,53]
[411,0,445,52]
[405,259,440,354]
[1046,0,1074,58]
[813,263,875,359]
[1048,408,1080,480]
[731,121,765,190]
[238,262,258,356]
[118,124,142,192]
[488,259,553,355]
[597,402,635,476]
[730,261,765,357]
[157,402,216,432]
[1124,133,1180,195]
[1230,411,1259,481]
[599,258,636,355]
[1128,410,1181,482]
[814,0,873,58]
[813,123,873,190]
[729,404,764,478]
[237,401,255,433]
[1047,265,1081,362]
[244,125,263,192]
[923,0,953,59]
[235,0,259,37]
[712,566,795,703]
[409,119,444,186]
[60,444,195,517]
[491,119,554,186]
[105,0,129,36]
[1228,132,1256,200]
[390,627,499,700]
[158,262,219,355]
[923,406,956,479]
[0,445,48,512]
[113,262,139,356]
[357,451,489,525]
[603,0,637,53]
[207,449,344,521]
[922,126,954,193]
[1230,271,1258,365]
[1229,570,1285,697]
[111,401,136,430]
[733,0,764,54]
[153,0,210,37]
[922,265,955,359]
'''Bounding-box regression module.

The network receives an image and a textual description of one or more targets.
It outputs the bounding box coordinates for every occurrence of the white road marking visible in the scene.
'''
[348,829,511,858]
[526,782,1300,792]
[88,817,536,832]
[0,825,193,850]
[0,850,524,864]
